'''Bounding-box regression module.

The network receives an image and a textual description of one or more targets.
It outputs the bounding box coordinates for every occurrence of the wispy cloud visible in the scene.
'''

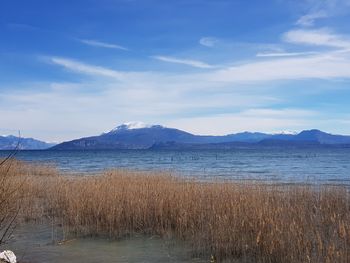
[79,39,128,50]
[296,11,328,27]
[50,57,124,79]
[199,29,350,85]
[283,29,350,48]
[296,0,350,27]
[208,50,350,82]
[152,55,215,69]
[199,37,219,47]
[256,51,318,57]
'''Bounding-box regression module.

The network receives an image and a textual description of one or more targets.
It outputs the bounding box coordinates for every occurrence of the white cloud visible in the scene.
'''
[296,0,350,27]
[283,29,350,48]
[50,57,124,79]
[199,37,219,47]
[296,11,328,26]
[208,50,350,82]
[79,39,128,50]
[152,55,215,69]
[256,51,318,57]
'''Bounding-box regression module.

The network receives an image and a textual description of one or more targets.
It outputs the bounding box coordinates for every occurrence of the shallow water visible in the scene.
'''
[1,148,350,184]
[5,224,205,263]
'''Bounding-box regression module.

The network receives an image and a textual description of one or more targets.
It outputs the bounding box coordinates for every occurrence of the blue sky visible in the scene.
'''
[1,0,350,142]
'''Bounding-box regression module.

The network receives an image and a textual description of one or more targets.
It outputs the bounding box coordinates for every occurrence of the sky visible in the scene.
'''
[1,0,350,142]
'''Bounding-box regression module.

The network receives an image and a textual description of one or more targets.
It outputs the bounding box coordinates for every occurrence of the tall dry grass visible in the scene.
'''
[5,161,350,262]
[0,157,25,245]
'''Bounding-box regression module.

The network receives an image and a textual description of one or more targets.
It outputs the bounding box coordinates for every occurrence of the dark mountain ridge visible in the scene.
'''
[51,123,350,150]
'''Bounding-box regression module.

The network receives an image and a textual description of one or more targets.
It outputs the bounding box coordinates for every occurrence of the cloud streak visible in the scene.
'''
[283,29,350,48]
[296,0,350,27]
[208,51,350,82]
[152,55,215,69]
[296,11,328,26]
[79,39,128,50]
[199,37,219,47]
[256,51,319,57]
[50,57,124,79]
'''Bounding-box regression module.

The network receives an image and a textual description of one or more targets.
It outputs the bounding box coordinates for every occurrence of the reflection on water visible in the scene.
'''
[5,224,205,263]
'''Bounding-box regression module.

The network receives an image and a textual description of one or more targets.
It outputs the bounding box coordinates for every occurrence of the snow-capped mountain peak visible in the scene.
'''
[120,122,152,130]
[273,130,298,135]
[109,122,164,133]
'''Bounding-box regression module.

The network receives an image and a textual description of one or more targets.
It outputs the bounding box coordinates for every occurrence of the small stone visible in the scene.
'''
[0,250,17,263]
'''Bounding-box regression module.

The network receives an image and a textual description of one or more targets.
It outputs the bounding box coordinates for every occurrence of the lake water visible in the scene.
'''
[6,224,205,263]
[1,148,350,185]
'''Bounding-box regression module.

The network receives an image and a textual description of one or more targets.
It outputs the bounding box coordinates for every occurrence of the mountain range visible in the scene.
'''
[51,122,350,150]
[0,135,56,150]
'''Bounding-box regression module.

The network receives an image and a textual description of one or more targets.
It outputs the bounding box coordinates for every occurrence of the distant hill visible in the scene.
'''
[259,129,350,145]
[51,122,350,150]
[0,135,55,150]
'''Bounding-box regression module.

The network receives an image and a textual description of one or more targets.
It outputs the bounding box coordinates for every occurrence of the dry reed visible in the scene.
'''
[4,161,350,262]
[0,157,25,245]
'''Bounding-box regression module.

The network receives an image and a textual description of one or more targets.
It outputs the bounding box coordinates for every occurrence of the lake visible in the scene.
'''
[1,148,350,185]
